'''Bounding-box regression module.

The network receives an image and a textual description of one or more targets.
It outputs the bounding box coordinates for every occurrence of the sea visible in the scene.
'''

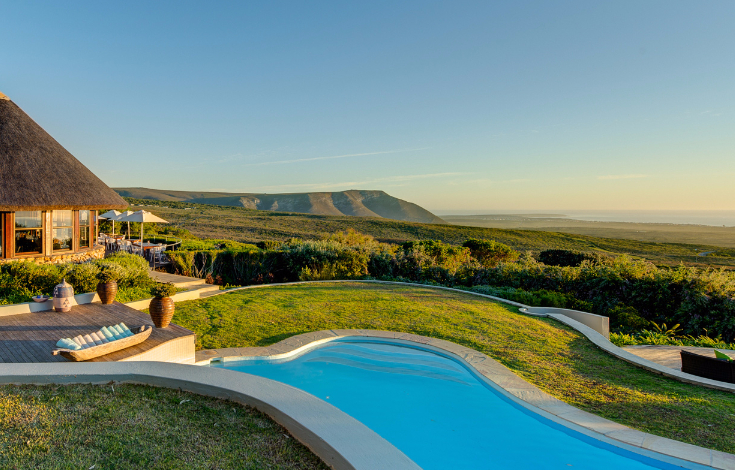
[433,210,735,227]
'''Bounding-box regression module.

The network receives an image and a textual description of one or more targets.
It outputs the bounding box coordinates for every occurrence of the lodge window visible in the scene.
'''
[79,210,91,248]
[15,211,43,254]
[53,210,73,252]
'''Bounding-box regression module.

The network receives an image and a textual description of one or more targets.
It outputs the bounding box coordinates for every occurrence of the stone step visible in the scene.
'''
[149,271,209,289]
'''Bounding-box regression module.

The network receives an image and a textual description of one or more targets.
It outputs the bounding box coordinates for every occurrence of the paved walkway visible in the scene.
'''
[623,345,735,370]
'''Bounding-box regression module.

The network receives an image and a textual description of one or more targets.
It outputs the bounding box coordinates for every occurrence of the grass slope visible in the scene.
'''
[126,198,735,267]
[172,282,735,454]
[0,384,327,469]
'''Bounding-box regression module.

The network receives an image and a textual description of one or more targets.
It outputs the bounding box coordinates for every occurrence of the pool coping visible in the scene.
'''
[0,361,420,470]
[197,329,735,470]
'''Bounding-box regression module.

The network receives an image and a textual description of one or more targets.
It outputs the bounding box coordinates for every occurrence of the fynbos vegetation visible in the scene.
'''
[167,230,735,342]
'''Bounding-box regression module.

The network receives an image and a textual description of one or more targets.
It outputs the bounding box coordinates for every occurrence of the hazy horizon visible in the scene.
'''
[2,1,734,211]
[432,209,735,227]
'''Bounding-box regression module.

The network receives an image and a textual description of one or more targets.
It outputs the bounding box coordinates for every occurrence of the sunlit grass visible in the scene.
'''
[0,383,327,469]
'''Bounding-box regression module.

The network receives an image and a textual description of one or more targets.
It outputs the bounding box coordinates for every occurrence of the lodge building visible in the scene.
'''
[0,92,127,263]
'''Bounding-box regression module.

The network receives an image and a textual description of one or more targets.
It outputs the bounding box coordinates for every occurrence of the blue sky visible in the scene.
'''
[1,1,733,211]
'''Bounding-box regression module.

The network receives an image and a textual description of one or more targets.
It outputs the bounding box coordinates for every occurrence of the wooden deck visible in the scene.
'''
[0,302,195,363]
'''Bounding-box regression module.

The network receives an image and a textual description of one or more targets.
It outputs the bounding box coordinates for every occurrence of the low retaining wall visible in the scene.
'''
[0,245,105,265]
[521,306,610,338]
[0,292,100,317]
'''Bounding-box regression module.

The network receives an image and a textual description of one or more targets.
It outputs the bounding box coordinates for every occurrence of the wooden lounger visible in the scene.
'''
[52,326,152,362]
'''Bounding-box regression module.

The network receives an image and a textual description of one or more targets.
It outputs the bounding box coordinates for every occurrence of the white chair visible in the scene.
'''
[130,243,142,256]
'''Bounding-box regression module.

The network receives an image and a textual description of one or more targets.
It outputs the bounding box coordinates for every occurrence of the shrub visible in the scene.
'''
[609,305,649,331]
[67,263,101,292]
[462,239,519,267]
[540,250,613,268]
[538,249,595,267]
[256,240,281,250]
[95,252,151,288]
[1,262,66,295]
[151,282,177,298]
[97,264,125,283]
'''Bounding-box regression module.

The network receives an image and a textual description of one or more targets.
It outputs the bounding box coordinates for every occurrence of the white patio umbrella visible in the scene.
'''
[118,210,169,246]
[98,210,121,236]
[115,210,135,239]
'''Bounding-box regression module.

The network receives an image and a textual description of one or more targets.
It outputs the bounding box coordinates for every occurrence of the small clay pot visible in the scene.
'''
[97,281,118,305]
[149,297,175,328]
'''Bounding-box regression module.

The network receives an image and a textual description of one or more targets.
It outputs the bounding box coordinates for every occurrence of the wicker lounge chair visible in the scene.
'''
[52,325,152,361]
[680,350,734,383]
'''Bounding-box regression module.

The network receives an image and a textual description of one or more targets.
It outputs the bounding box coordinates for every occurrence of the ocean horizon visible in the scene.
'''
[433,210,735,227]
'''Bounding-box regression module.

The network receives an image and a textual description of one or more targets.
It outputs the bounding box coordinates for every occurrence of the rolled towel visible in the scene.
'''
[100,326,117,341]
[95,330,110,344]
[117,323,133,337]
[109,325,125,339]
[90,332,107,345]
[56,338,81,350]
[84,334,99,347]
[73,335,89,349]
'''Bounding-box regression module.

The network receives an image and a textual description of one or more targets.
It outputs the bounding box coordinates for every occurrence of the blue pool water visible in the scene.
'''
[211,339,706,470]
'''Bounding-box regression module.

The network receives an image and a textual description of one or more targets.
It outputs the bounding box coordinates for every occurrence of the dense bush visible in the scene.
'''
[463,238,518,267]
[165,230,735,342]
[464,285,593,310]
[68,263,101,292]
[151,282,178,298]
[0,253,154,303]
[256,240,281,250]
[537,249,610,267]
[611,322,735,351]
[96,252,151,288]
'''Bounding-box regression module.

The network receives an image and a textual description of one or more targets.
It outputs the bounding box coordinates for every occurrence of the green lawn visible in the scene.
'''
[173,282,735,454]
[0,383,327,470]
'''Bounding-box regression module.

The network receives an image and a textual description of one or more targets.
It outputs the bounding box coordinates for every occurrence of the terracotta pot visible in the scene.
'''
[149,297,175,328]
[96,281,118,305]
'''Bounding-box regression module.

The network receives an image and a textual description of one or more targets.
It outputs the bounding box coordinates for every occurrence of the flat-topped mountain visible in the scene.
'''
[114,188,446,224]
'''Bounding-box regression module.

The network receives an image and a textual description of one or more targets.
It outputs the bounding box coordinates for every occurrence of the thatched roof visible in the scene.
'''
[0,92,127,211]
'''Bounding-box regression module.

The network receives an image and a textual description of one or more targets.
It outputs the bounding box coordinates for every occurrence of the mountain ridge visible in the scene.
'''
[113,187,445,224]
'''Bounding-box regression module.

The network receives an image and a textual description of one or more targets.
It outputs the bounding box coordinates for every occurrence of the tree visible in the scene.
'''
[462,238,519,267]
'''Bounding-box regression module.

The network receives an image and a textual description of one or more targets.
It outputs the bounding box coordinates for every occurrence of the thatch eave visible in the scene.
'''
[0,203,127,212]
[0,95,128,212]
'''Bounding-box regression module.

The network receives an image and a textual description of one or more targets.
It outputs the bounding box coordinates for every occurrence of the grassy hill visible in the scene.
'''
[124,198,735,268]
[115,187,445,224]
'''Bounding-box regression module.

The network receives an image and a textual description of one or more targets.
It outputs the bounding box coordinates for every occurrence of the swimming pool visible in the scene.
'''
[210,338,709,470]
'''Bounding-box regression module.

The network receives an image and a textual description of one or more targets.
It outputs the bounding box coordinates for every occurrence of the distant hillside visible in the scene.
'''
[114,188,445,224]
[120,198,735,268]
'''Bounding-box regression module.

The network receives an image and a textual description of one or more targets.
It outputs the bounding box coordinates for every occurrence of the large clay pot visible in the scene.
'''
[149,297,175,328]
[97,281,118,305]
